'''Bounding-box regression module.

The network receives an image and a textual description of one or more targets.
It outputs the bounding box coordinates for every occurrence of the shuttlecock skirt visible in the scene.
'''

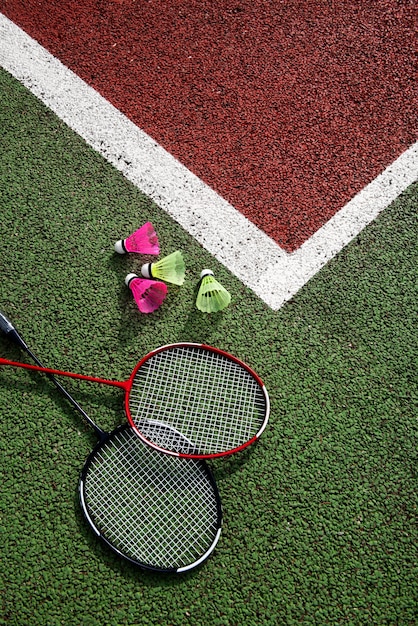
[115,222,160,255]
[196,270,231,313]
[126,274,167,313]
[141,251,185,286]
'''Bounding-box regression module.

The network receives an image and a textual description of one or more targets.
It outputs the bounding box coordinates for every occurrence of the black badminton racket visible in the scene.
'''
[0,311,222,572]
[0,333,269,459]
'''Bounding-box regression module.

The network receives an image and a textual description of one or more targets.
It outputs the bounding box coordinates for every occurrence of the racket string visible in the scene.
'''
[87,453,218,563]
[82,428,220,569]
[129,346,267,455]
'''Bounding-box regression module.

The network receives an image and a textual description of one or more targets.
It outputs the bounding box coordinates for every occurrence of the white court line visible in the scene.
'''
[1,14,417,310]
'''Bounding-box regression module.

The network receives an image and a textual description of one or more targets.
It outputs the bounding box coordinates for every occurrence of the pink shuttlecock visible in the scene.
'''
[125,273,167,314]
[115,222,160,255]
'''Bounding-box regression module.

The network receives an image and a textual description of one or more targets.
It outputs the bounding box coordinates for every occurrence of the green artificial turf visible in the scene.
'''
[0,68,417,625]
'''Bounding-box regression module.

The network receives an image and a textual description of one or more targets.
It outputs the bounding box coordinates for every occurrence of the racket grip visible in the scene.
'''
[0,311,14,334]
[0,311,29,350]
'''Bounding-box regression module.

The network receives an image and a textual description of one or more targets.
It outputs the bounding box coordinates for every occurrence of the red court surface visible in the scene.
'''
[1,1,416,251]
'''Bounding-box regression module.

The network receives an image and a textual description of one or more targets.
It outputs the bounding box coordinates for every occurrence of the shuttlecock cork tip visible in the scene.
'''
[141,263,153,279]
[200,269,214,279]
[114,239,126,254]
[125,273,137,286]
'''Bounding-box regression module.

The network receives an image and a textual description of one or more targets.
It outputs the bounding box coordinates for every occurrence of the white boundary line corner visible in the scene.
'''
[1,14,417,309]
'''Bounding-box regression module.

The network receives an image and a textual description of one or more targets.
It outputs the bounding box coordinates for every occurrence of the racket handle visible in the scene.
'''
[0,311,29,350]
[0,310,14,334]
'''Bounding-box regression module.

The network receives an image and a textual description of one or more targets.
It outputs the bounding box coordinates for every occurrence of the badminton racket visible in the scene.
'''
[0,335,269,459]
[0,311,222,572]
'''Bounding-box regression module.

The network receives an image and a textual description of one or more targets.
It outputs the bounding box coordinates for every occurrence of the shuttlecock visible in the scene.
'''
[141,251,185,286]
[115,222,160,255]
[196,269,231,313]
[125,274,167,313]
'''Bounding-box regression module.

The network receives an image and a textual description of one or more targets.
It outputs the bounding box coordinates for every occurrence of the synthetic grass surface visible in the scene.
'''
[1,69,417,625]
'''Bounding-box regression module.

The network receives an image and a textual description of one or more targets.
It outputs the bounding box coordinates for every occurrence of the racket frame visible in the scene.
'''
[126,342,270,459]
[79,424,223,573]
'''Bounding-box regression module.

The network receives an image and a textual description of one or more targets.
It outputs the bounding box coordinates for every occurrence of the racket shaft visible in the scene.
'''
[0,357,128,390]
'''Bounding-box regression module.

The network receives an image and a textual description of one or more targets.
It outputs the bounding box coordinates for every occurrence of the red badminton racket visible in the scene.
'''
[0,330,269,459]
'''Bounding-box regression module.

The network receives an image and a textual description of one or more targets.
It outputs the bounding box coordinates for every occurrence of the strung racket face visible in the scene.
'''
[82,424,222,573]
[0,342,269,458]
[126,343,270,459]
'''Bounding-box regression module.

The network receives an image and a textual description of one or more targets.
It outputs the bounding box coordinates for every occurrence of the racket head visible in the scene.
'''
[79,424,222,573]
[124,343,270,459]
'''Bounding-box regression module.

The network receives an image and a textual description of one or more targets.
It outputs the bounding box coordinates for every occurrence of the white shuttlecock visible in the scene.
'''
[125,273,167,313]
[141,251,185,286]
[115,222,160,255]
[196,269,231,313]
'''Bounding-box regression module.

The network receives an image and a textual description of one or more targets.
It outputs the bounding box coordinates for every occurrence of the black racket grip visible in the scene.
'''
[0,311,14,333]
[0,311,28,350]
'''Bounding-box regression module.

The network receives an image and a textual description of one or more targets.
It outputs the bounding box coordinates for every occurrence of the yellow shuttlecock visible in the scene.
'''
[196,269,231,313]
[141,250,185,286]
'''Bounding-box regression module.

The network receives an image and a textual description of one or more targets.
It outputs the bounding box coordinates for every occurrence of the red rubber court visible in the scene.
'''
[1,0,415,252]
